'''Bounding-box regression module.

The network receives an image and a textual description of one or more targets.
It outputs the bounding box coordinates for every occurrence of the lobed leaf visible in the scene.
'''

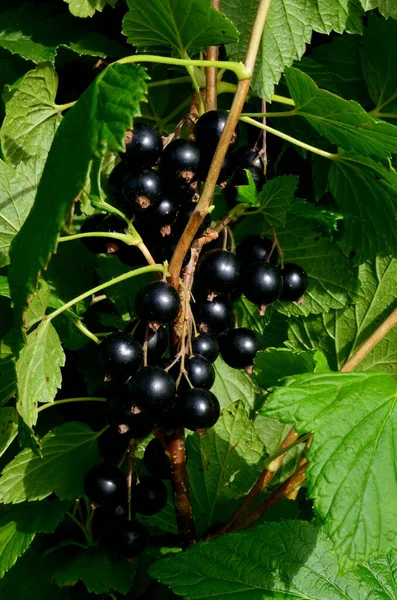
[258,175,297,228]
[212,356,259,410]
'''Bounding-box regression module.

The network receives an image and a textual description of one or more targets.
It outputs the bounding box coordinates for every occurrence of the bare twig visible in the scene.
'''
[206,0,221,111]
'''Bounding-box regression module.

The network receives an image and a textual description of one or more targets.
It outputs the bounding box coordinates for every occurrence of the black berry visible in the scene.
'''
[121,124,163,168]
[84,463,127,507]
[105,519,148,558]
[98,333,143,377]
[279,263,308,301]
[180,388,220,431]
[106,397,154,439]
[133,476,167,515]
[123,168,162,213]
[237,236,277,266]
[194,110,239,153]
[117,242,144,267]
[218,327,259,369]
[160,139,201,184]
[191,333,219,363]
[92,503,129,540]
[231,145,264,171]
[80,214,126,254]
[242,261,283,306]
[135,281,180,325]
[128,366,176,415]
[179,354,215,390]
[196,295,234,335]
[198,249,241,293]
[125,320,168,364]
[143,438,170,480]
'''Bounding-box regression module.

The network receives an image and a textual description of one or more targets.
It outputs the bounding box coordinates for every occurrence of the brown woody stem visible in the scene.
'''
[206,0,221,111]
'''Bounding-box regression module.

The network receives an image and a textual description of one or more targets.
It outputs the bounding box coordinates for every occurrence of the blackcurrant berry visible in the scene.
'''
[117,242,144,267]
[152,196,180,226]
[218,327,259,369]
[121,124,163,168]
[198,152,232,184]
[80,214,126,254]
[106,397,154,439]
[135,281,180,325]
[191,333,219,363]
[242,261,283,306]
[196,295,234,335]
[226,165,266,205]
[123,168,162,213]
[143,438,170,480]
[108,161,129,196]
[133,476,167,515]
[84,463,127,507]
[198,249,241,293]
[160,139,201,184]
[237,235,278,266]
[180,388,220,431]
[183,354,215,389]
[231,145,264,171]
[98,333,143,377]
[125,320,168,364]
[105,519,148,558]
[194,110,239,153]
[92,503,130,540]
[128,366,176,415]
[98,428,130,464]
[279,263,308,301]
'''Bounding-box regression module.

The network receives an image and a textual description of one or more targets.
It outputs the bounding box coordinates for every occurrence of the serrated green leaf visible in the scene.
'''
[9,62,148,330]
[65,0,117,18]
[0,338,16,407]
[186,401,266,535]
[52,546,137,594]
[123,0,238,54]
[287,256,397,375]
[289,198,343,231]
[254,348,319,390]
[328,153,397,263]
[258,175,297,227]
[0,422,101,503]
[285,67,397,161]
[0,160,36,268]
[23,280,50,330]
[0,3,128,63]
[234,295,271,338]
[15,320,65,428]
[359,0,397,18]
[274,215,358,316]
[46,240,97,305]
[0,408,18,457]
[212,356,258,410]
[1,63,61,184]
[235,169,259,206]
[0,499,69,578]
[263,372,397,569]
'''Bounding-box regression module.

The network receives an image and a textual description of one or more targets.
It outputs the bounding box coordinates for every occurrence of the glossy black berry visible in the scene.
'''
[117,242,144,267]
[121,124,163,168]
[92,503,130,539]
[226,165,266,205]
[242,261,283,306]
[105,519,148,558]
[122,168,162,213]
[152,196,180,226]
[198,249,241,293]
[135,281,180,325]
[196,295,234,335]
[180,388,220,431]
[279,263,308,301]
[133,476,167,515]
[231,145,264,171]
[237,236,278,266]
[128,366,176,415]
[80,214,126,254]
[143,438,170,480]
[184,355,215,389]
[160,139,201,184]
[125,320,168,364]
[218,327,259,369]
[106,397,154,439]
[191,333,219,363]
[84,463,127,507]
[98,333,143,376]
[194,110,239,153]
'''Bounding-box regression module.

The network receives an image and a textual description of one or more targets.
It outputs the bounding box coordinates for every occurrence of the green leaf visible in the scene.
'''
[289,198,343,231]
[235,170,259,207]
[234,295,271,339]
[222,0,362,101]
[328,153,397,263]
[274,215,358,316]
[360,0,397,19]
[1,63,61,183]
[52,546,137,594]
[258,175,297,227]
[263,372,397,569]
[0,3,128,63]
[0,408,18,457]
[151,520,397,599]
[254,348,319,390]
[23,280,50,330]
[0,499,69,578]
[361,14,397,118]
[65,0,117,18]
[186,401,265,535]
[0,422,101,503]
[123,0,238,54]
[285,67,397,161]
[287,256,397,375]
[212,356,258,410]
[15,320,65,428]
[0,160,36,268]
[9,62,148,330]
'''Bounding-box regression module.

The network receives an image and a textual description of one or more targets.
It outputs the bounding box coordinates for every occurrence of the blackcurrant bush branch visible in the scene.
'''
[205,0,221,111]
[37,397,106,413]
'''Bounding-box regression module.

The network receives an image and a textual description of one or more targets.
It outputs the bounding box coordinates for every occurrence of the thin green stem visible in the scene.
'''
[66,511,91,546]
[240,117,339,161]
[45,264,164,323]
[241,110,296,118]
[370,112,397,119]
[56,100,77,111]
[58,231,135,245]
[271,94,295,107]
[73,320,101,344]
[263,433,311,470]
[148,76,191,88]
[117,55,250,80]
[38,397,106,413]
